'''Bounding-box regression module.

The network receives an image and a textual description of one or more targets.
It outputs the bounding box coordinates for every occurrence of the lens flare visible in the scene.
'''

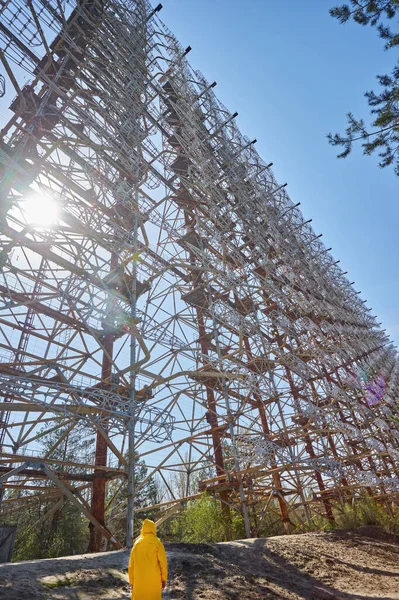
[21,192,59,227]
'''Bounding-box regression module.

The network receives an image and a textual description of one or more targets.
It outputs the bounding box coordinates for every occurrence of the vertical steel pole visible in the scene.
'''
[126,206,138,547]
[88,250,118,552]
[203,269,251,538]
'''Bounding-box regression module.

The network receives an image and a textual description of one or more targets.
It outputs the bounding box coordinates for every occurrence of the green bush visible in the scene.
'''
[331,496,399,535]
[166,494,249,543]
[293,513,334,534]
[169,494,227,543]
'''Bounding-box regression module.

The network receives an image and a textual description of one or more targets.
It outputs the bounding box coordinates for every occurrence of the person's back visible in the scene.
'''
[128,519,168,600]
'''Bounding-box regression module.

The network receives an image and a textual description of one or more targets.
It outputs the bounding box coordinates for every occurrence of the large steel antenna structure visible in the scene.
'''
[0,0,399,551]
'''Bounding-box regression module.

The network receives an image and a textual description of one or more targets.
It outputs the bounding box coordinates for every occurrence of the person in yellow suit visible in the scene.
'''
[128,519,168,600]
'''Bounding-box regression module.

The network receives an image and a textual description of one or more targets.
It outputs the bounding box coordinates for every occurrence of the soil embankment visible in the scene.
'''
[0,527,398,599]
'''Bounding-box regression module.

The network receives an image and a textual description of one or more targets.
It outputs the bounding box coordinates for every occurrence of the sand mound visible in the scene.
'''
[0,527,398,599]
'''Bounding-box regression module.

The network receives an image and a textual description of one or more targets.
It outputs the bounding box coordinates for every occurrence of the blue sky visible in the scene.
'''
[161,0,399,346]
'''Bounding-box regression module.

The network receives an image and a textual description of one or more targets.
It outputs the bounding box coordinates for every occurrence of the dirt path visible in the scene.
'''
[0,527,398,599]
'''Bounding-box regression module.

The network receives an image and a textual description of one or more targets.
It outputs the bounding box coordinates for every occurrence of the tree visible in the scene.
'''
[328,1,399,174]
[5,423,93,560]
[2,424,161,558]
[105,453,160,546]
[165,493,245,544]
[169,494,227,543]
[168,456,216,500]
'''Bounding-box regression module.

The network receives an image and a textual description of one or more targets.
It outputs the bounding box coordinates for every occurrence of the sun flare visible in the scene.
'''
[21,192,59,227]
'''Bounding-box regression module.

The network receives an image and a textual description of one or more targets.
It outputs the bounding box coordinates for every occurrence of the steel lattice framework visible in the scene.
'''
[0,0,399,550]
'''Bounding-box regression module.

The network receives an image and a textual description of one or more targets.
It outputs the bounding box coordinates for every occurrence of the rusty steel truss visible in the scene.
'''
[0,0,399,550]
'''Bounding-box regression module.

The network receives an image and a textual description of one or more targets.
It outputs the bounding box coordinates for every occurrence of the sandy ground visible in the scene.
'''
[0,527,398,599]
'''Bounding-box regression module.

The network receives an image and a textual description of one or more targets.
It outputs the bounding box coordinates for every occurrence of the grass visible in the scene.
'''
[333,497,399,533]
[294,497,399,536]
[41,574,75,588]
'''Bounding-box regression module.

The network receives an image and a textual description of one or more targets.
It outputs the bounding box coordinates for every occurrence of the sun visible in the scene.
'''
[21,192,59,227]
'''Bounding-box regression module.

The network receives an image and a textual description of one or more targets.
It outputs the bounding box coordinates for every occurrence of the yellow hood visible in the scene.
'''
[141,519,156,536]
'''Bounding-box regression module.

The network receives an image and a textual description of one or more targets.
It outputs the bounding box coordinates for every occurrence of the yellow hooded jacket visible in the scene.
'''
[128,519,168,600]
